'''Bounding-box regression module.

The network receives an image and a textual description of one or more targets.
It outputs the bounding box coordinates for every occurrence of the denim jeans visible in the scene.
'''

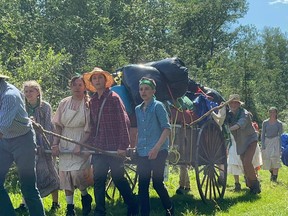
[0,130,45,216]
[92,154,138,216]
[137,150,172,216]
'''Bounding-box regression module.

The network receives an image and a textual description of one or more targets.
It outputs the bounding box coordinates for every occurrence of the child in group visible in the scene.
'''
[15,80,60,213]
[135,77,174,216]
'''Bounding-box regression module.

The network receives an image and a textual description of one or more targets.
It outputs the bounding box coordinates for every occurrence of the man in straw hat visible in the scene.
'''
[0,74,45,215]
[83,67,139,216]
[226,94,261,194]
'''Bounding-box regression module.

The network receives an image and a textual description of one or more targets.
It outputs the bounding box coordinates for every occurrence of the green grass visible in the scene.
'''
[10,165,288,216]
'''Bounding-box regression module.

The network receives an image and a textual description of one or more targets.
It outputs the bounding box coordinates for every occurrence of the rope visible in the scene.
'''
[31,120,124,159]
[169,123,181,165]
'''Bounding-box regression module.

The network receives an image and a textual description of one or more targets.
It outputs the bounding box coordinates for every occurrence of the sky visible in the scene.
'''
[238,0,288,33]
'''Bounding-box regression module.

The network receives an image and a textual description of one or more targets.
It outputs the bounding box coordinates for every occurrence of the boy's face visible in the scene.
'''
[91,73,106,91]
[139,84,155,101]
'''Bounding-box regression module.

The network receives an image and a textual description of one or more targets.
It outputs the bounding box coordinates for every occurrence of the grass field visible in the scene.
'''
[9,164,288,216]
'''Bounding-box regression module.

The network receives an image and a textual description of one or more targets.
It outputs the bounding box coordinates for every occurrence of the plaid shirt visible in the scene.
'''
[88,89,131,151]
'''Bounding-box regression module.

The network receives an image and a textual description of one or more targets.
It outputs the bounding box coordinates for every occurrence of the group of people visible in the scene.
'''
[226,97,283,193]
[0,70,174,216]
[175,94,284,196]
[0,69,284,216]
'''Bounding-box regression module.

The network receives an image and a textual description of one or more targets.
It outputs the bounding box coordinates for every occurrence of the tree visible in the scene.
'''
[172,0,248,83]
[4,45,71,110]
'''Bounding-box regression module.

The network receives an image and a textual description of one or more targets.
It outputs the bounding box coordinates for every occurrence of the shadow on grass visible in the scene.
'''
[74,191,260,216]
[40,189,261,216]
[169,189,261,215]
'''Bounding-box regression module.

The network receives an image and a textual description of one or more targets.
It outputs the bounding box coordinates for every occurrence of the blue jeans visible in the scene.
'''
[137,150,172,216]
[92,154,138,216]
[0,130,45,216]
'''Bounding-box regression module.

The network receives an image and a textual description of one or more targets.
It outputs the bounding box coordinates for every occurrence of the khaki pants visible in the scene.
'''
[240,141,257,187]
[179,165,190,188]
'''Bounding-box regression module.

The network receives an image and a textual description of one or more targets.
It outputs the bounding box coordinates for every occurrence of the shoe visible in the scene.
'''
[184,187,191,194]
[127,207,139,216]
[127,194,139,216]
[15,204,28,213]
[166,204,175,216]
[176,186,185,195]
[176,186,191,195]
[234,183,241,192]
[66,204,76,216]
[250,180,261,194]
[271,175,278,182]
[81,194,92,216]
[50,202,60,211]
[269,170,273,181]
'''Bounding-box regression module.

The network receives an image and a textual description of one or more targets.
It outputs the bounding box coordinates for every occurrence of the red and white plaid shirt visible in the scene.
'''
[88,89,131,151]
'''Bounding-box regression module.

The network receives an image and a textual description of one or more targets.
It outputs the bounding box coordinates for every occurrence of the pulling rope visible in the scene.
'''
[31,120,124,159]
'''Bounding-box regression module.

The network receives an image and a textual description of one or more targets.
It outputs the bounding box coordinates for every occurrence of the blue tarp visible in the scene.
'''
[281,133,288,166]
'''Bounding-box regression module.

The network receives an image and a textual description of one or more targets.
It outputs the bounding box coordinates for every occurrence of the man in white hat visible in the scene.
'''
[227,94,261,194]
[0,74,45,216]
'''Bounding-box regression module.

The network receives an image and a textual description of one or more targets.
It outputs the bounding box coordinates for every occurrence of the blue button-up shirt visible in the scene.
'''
[0,80,32,138]
[135,98,170,156]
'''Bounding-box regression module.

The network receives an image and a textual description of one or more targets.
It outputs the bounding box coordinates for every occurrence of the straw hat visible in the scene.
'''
[269,107,278,112]
[83,67,115,92]
[228,94,244,105]
[0,74,9,79]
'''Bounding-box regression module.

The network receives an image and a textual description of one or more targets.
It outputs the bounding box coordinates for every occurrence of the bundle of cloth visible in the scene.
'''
[120,57,189,106]
[281,133,288,166]
[111,57,224,126]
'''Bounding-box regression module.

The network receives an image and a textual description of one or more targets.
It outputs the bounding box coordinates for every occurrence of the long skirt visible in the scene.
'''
[36,154,60,198]
[262,137,281,170]
[228,134,262,175]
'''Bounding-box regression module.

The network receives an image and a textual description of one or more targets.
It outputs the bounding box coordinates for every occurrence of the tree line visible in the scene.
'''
[0,0,287,128]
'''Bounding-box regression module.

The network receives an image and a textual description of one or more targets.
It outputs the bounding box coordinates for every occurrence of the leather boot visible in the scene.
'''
[127,194,139,216]
[250,180,261,194]
[234,183,241,192]
[271,175,278,182]
[81,194,92,216]
[66,204,76,216]
[166,204,175,216]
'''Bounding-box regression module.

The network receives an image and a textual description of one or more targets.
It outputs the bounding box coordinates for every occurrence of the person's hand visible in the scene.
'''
[117,149,126,158]
[73,145,81,155]
[148,146,160,160]
[229,124,240,131]
[51,145,59,156]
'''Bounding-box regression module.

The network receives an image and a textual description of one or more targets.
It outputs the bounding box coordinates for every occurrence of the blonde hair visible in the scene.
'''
[22,80,43,103]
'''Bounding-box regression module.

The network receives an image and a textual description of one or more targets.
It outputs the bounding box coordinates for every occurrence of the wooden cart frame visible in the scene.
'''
[105,119,228,203]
